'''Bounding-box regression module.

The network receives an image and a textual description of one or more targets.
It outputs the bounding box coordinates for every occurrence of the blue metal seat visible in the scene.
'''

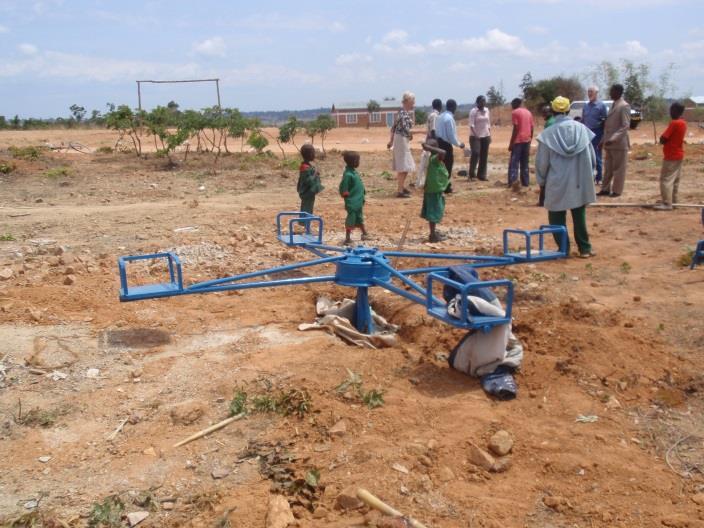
[692,240,704,270]
[426,271,513,332]
[118,252,183,302]
[276,212,323,246]
[503,225,568,262]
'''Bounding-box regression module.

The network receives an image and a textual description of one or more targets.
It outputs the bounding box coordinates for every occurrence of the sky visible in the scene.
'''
[0,0,703,118]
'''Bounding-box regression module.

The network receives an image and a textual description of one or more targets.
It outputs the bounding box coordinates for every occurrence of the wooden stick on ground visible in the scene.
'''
[173,412,245,448]
[106,418,129,441]
[356,488,429,528]
[396,218,411,251]
[589,202,704,208]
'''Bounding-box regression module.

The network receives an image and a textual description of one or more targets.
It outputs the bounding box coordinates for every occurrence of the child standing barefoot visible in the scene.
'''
[339,151,369,245]
[420,140,449,242]
[297,144,323,215]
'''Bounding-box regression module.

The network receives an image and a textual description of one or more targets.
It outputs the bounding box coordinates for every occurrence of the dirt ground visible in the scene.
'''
[0,125,703,528]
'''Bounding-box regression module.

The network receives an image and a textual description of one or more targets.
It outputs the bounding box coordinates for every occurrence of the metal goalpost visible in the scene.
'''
[135,78,222,112]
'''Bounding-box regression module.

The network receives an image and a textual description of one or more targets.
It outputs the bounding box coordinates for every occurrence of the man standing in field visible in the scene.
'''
[598,84,631,198]
[435,99,465,194]
[581,86,608,184]
[508,98,534,190]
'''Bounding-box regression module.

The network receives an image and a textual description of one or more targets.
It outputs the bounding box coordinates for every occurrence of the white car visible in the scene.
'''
[568,100,641,129]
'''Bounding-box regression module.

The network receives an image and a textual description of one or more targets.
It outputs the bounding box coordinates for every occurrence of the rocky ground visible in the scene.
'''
[0,128,703,528]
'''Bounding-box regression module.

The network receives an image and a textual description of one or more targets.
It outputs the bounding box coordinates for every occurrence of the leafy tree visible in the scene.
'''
[523,76,584,111]
[519,72,534,99]
[247,130,269,154]
[277,116,301,157]
[104,105,142,155]
[366,99,380,129]
[486,85,506,108]
[305,114,335,154]
[69,104,86,123]
[414,109,427,125]
[11,115,20,129]
[622,60,649,108]
[0,116,6,129]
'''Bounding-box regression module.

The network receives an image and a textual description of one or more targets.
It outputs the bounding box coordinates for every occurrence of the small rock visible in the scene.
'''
[211,467,230,479]
[399,485,410,495]
[38,455,51,463]
[335,487,364,510]
[143,447,157,456]
[85,368,100,378]
[63,274,76,285]
[64,266,75,275]
[692,493,704,506]
[605,395,621,409]
[126,511,149,527]
[312,506,328,519]
[0,268,13,280]
[169,400,205,426]
[488,430,513,456]
[427,439,438,450]
[438,466,455,482]
[266,495,295,528]
[162,502,175,511]
[391,462,410,474]
[491,456,513,473]
[418,455,433,467]
[328,419,347,437]
[543,496,571,512]
[468,443,496,471]
[128,412,144,425]
[633,295,641,302]
[23,500,38,510]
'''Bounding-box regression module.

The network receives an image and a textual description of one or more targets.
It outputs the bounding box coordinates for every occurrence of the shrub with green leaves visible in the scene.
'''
[0,161,16,174]
[247,130,269,154]
[9,145,43,160]
[45,166,71,178]
[88,495,125,527]
[0,233,15,241]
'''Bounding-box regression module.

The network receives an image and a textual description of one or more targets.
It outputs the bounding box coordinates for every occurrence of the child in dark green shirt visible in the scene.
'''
[339,151,369,245]
[420,140,449,242]
[297,144,323,215]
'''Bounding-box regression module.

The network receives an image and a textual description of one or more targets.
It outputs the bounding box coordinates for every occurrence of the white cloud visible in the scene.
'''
[374,29,425,55]
[624,40,648,57]
[430,29,530,57]
[192,36,227,58]
[381,29,408,43]
[0,24,8,33]
[335,53,372,65]
[18,43,38,55]
[238,13,345,33]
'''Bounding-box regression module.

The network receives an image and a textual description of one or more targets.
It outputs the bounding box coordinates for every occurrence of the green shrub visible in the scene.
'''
[9,145,43,160]
[0,162,16,174]
[96,146,113,154]
[45,166,71,178]
[0,233,15,241]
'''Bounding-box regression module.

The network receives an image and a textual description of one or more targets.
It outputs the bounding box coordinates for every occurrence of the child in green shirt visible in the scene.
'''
[339,151,370,245]
[420,140,449,242]
[297,144,323,215]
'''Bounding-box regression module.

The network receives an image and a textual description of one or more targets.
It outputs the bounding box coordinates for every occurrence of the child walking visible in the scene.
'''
[339,151,369,245]
[420,139,449,242]
[297,144,323,215]
[653,102,687,211]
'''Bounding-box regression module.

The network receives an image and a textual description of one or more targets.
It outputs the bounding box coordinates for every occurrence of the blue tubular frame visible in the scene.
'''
[118,213,569,333]
[426,272,513,332]
[276,211,324,246]
[503,225,568,261]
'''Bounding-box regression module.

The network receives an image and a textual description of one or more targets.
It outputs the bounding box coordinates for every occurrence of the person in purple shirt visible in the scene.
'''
[581,86,608,184]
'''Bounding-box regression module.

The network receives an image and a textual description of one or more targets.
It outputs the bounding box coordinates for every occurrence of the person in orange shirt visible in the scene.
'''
[653,102,687,211]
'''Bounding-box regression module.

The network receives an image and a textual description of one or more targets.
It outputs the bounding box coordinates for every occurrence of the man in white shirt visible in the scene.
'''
[426,98,442,140]
[469,95,491,181]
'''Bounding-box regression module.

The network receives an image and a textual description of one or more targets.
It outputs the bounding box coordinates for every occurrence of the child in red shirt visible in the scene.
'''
[654,102,687,210]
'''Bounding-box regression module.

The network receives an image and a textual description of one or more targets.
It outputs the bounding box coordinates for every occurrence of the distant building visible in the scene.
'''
[683,96,704,122]
[331,100,399,128]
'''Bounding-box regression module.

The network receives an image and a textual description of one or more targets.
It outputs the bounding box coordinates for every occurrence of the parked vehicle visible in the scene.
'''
[568,100,641,130]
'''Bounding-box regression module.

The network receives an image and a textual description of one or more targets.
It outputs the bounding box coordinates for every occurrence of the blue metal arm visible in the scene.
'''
[426,271,513,332]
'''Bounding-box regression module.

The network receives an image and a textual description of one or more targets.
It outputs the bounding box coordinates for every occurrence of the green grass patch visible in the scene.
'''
[88,495,125,527]
[8,145,43,161]
[0,233,15,241]
[44,166,71,178]
[96,146,113,154]
[677,246,695,267]
[0,161,16,174]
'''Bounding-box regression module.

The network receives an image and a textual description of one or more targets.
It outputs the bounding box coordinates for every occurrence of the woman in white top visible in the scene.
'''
[387,91,416,198]
[469,95,491,181]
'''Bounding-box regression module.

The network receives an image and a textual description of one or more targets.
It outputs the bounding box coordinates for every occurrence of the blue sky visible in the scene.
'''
[0,0,702,117]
